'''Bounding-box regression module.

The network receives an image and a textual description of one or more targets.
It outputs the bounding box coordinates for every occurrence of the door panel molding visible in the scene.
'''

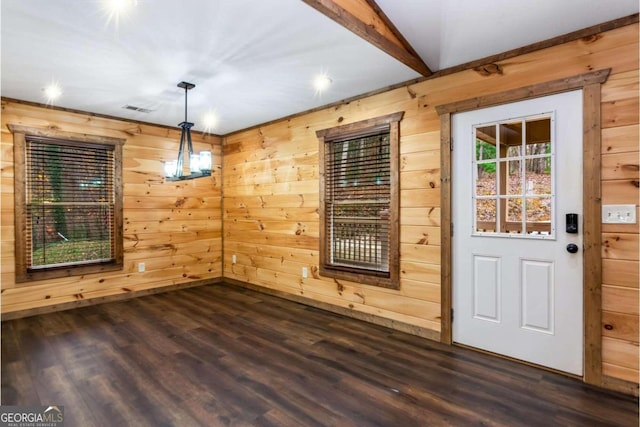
[436,69,610,386]
[452,92,583,375]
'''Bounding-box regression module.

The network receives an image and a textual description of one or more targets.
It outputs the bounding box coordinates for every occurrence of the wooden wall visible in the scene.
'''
[1,101,223,315]
[0,22,636,390]
[601,65,640,383]
[223,24,639,385]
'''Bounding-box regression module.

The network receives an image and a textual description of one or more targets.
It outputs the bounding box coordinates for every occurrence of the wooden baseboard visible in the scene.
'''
[223,278,441,342]
[1,278,222,321]
[601,375,640,397]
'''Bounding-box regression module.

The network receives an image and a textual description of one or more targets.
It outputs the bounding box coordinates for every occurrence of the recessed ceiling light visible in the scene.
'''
[43,82,62,103]
[202,111,219,134]
[313,74,332,94]
[102,0,137,26]
[106,0,137,13]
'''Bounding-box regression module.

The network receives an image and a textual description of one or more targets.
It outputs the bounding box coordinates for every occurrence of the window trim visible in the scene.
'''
[10,125,125,283]
[317,112,403,289]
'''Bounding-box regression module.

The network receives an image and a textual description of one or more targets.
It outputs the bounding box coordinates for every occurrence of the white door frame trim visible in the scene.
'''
[435,68,610,386]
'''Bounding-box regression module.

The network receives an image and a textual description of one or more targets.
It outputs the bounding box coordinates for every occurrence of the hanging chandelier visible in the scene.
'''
[165,81,212,181]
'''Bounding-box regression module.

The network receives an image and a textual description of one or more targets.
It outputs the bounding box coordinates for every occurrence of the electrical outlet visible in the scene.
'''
[302,267,308,278]
[602,204,637,224]
[138,262,145,272]
[232,254,237,264]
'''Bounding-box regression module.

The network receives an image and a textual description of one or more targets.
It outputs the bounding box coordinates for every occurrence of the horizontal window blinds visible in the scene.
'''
[324,131,390,274]
[25,137,115,269]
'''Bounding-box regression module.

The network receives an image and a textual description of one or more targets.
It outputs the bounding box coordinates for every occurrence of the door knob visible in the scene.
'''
[566,243,579,253]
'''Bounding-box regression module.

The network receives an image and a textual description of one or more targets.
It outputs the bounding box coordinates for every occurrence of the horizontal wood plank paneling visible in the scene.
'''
[399,243,440,264]
[602,70,639,103]
[601,152,640,180]
[400,207,441,226]
[603,286,640,315]
[226,219,319,236]
[601,179,640,205]
[603,363,640,384]
[602,124,639,154]
[602,233,640,260]
[399,131,441,154]
[225,194,319,209]
[602,259,639,288]
[400,225,441,246]
[602,97,640,129]
[400,169,441,189]
[602,311,639,342]
[223,23,639,389]
[400,189,440,207]
[1,100,223,315]
[225,230,318,250]
[603,336,640,370]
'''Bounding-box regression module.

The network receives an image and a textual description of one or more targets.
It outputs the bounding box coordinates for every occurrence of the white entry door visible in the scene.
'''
[452,91,583,375]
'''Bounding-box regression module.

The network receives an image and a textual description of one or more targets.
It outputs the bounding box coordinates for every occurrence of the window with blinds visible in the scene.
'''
[325,132,390,273]
[12,126,124,283]
[317,112,402,289]
[27,138,115,268]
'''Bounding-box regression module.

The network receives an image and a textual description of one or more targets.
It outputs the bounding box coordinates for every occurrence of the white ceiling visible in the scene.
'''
[2,0,638,135]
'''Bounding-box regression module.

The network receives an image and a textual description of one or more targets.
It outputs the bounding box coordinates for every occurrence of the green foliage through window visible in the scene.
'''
[27,138,115,268]
[476,140,496,173]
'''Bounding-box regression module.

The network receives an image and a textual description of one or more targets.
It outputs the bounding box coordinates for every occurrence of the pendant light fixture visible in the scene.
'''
[165,81,212,181]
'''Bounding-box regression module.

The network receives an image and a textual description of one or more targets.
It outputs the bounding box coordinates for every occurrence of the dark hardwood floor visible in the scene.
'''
[2,283,638,426]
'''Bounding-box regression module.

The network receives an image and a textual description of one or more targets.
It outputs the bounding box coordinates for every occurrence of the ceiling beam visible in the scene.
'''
[302,0,432,77]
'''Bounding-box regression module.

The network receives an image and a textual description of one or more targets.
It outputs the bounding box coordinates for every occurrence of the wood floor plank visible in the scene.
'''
[2,283,638,427]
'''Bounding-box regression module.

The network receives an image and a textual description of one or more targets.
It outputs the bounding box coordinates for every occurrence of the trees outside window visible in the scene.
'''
[11,126,124,283]
[316,112,403,289]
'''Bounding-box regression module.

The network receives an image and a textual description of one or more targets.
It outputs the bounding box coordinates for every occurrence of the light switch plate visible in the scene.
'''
[138,262,145,272]
[302,267,308,278]
[602,204,637,224]
[232,254,237,264]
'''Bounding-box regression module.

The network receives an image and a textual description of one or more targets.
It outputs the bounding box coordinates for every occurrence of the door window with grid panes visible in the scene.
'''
[473,114,554,238]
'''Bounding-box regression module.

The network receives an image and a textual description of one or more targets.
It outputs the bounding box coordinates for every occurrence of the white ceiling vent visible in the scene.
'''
[122,105,154,113]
